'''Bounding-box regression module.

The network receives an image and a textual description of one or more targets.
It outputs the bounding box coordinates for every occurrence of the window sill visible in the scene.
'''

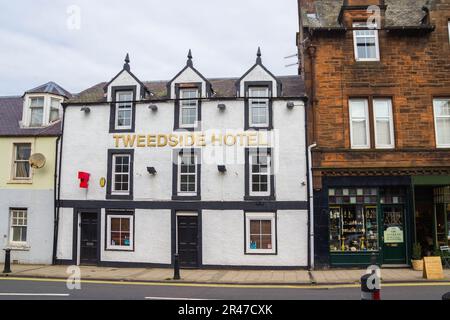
[7,180,33,185]
[245,251,277,256]
[7,245,31,251]
[172,195,201,201]
[244,196,276,201]
[106,194,133,200]
[105,247,133,252]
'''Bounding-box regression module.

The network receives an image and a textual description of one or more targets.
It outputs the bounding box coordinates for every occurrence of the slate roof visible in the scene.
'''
[0,96,61,137]
[68,76,306,104]
[25,81,72,98]
[301,0,431,29]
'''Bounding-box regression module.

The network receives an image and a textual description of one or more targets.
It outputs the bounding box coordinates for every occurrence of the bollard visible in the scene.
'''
[173,253,181,280]
[361,270,381,301]
[3,249,12,274]
[443,292,450,301]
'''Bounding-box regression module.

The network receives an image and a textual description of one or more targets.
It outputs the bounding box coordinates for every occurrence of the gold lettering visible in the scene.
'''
[168,134,179,147]
[185,134,195,147]
[247,132,258,146]
[258,132,269,146]
[137,135,146,147]
[147,135,157,147]
[224,134,236,146]
[157,134,168,147]
[123,135,137,148]
[113,135,123,148]
[211,134,222,146]
[197,134,206,147]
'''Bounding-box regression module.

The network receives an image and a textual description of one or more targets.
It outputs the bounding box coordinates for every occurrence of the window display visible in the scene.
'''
[329,188,379,252]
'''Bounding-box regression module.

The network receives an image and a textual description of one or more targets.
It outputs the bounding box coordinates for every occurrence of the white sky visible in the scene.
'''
[0,0,300,96]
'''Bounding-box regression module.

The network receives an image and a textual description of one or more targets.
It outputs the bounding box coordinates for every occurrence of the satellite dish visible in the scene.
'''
[29,153,46,169]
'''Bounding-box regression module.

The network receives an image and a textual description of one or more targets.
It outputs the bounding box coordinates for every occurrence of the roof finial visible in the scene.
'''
[124,53,130,71]
[187,49,193,67]
[256,47,262,64]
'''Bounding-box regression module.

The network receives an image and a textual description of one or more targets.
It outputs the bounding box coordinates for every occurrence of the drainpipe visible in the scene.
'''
[52,135,60,265]
[308,143,317,270]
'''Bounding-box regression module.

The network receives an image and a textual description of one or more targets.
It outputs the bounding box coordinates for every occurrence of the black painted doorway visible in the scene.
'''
[79,212,99,265]
[177,215,199,268]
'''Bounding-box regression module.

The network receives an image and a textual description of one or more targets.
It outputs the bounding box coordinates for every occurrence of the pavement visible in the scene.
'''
[1,264,450,285]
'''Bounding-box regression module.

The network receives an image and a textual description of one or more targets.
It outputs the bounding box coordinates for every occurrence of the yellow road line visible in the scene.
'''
[0,276,449,290]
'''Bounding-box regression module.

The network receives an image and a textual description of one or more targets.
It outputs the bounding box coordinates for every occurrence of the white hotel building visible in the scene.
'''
[55,50,309,269]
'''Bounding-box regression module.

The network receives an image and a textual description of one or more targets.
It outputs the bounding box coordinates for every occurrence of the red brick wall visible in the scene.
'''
[301,1,450,188]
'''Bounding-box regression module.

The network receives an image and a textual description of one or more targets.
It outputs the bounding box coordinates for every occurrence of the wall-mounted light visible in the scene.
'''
[147,167,157,175]
[218,104,226,111]
[81,106,91,114]
[286,102,295,109]
[218,165,227,173]
[149,104,158,112]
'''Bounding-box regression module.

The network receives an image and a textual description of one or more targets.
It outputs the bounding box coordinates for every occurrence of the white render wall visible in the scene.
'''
[60,99,307,202]
[202,210,308,267]
[0,189,54,264]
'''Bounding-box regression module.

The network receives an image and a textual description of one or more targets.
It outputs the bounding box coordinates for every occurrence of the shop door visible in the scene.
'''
[177,215,199,268]
[80,212,99,265]
[381,205,407,265]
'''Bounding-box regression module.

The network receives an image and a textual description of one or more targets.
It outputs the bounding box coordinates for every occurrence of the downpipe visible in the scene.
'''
[308,143,317,270]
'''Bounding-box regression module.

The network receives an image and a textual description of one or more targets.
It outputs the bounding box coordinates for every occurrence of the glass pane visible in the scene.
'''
[435,99,450,116]
[373,99,391,118]
[12,227,21,242]
[181,107,197,125]
[15,162,30,178]
[437,118,450,145]
[261,220,272,234]
[250,235,261,249]
[352,120,368,146]
[30,97,44,107]
[117,92,133,101]
[30,107,44,126]
[50,108,60,122]
[261,235,272,249]
[376,120,391,145]
[16,144,31,160]
[350,100,367,118]
[121,232,131,246]
[110,218,121,232]
[121,218,130,232]
[250,220,260,234]
[111,232,121,246]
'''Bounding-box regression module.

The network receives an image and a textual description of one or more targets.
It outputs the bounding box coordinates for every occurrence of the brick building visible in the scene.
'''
[298,0,450,267]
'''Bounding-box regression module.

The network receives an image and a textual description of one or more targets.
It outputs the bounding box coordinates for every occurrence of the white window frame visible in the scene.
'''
[448,20,450,44]
[49,97,62,123]
[353,22,380,62]
[245,212,276,254]
[433,98,450,148]
[249,152,271,197]
[29,96,45,127]
[179,89,199,129]
[106,214,134,251]
[9,209,28,246]
[349,99,371,149]
[248,87,270,128]
[115,91,133,130]
[373,98,395,149]
[177,153,198,196]
[111,154,131,195]
[12,143,32,180]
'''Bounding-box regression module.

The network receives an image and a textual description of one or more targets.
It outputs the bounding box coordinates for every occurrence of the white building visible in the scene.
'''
[55,50,309,269]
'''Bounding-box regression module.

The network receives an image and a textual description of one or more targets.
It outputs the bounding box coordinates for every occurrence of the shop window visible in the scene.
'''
[245,212,276,254]
[433,98,450,148]
[29,97,45,127]
[179,89,199,128]
[353,22,380,61]
[9,209,28,245]
[12,143,32,180]
[248,87,270,128]
[329,188,379,253]
[106,214,134,251]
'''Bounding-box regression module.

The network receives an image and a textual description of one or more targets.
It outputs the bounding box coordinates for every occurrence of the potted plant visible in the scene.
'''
[411,243,423,271]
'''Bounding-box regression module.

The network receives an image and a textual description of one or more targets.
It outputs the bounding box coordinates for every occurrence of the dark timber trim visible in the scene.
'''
[244,81,274,130]
[245,148,276,201]
[109,86,137,134]
[106,149,134,200]
[172,148,202,200]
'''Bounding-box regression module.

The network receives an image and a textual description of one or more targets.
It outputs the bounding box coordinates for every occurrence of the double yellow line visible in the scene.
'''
[1,277,450,290]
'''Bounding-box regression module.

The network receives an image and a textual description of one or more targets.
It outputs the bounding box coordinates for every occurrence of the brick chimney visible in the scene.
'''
[339,0,387,27]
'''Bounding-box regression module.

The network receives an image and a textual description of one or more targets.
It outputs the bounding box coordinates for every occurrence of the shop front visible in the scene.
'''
[413,176,450,256]
[314,176,414,268]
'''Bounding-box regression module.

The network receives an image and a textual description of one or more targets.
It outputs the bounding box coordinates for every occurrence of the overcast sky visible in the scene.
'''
[0,0,299,96]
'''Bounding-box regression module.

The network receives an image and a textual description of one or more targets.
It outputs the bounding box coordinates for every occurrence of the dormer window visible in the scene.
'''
[353,22,380,61]
[50,98,62,122]
[180,89,199,128]
[249,87,270,128]
[30,97,44,127]
[115,91,133,130]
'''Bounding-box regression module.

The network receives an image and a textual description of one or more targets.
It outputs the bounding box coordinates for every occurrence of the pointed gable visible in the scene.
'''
[167,50,212,99]
[236,47,281,98]
[104,53,149,102]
